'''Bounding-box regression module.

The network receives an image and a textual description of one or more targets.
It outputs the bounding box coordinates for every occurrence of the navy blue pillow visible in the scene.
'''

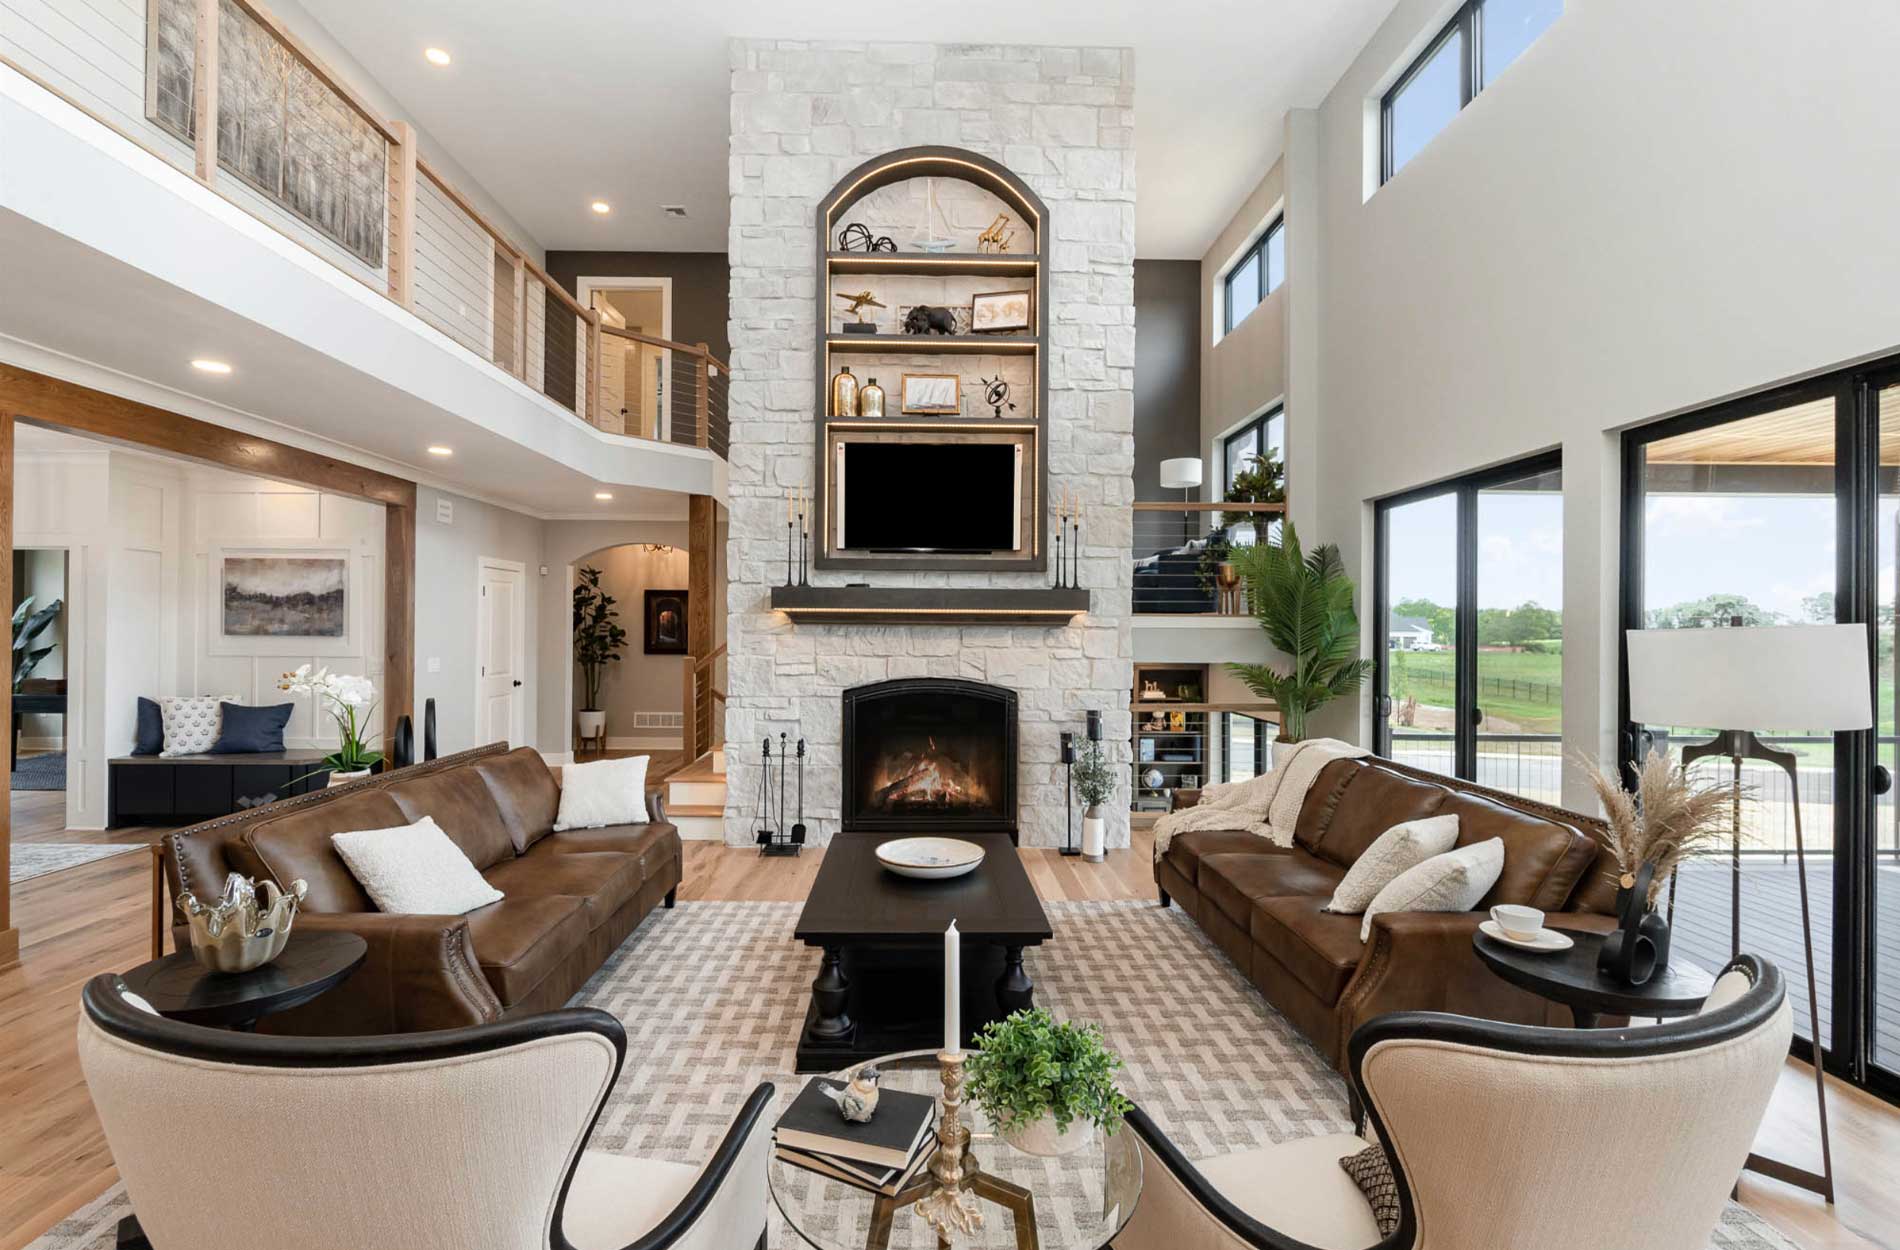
[211,702,293,754]
[133,697,164,756]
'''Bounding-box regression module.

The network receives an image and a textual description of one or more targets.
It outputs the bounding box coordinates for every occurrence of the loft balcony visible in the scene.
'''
[0,9,724,509]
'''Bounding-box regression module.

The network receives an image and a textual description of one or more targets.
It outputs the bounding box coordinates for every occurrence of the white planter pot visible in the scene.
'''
[577,710,606,738]
[1081,805,1106,862]
[326,768,371,788]
[998,1112,1094,1157]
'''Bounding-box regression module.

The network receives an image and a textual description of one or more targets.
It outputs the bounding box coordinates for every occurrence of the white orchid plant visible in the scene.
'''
[279,664,382,775]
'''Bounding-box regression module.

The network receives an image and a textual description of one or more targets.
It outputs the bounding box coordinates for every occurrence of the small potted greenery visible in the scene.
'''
[1072,739,1116,862]
[966,1008,1132,1157]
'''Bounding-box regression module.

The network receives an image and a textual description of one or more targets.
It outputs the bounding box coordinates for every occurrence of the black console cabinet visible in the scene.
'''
[109,751,333,827]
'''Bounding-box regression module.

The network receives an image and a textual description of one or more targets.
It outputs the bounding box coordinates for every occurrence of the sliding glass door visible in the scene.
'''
[1375,452,1563,801]
[1622,362,1896,1099]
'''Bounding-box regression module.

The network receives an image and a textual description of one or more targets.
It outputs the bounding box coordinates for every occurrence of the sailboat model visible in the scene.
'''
[910,178,955,253]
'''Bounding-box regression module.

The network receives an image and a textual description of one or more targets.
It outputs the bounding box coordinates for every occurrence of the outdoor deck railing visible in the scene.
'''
[0,0,726,456]
[1390,730,1900,859]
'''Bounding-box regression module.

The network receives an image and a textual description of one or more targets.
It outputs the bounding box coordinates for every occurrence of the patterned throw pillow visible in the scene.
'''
[1323,814,1460,914]
[1359,837,1505,942]
[158,695,235,757]
[1339,1143,1401,1236]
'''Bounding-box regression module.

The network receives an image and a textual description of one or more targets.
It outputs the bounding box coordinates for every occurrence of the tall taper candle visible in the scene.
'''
[944,918,961,1054]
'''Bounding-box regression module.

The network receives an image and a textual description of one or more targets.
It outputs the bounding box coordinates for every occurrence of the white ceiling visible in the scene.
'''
[296,0,1400,259]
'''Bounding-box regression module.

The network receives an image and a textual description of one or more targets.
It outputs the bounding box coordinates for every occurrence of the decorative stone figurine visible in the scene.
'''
[822,1066,881,1123]
[178,873,309,974]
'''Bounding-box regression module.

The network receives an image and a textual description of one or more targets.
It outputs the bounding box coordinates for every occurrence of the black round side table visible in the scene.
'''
[119,929,367,1031]
[1473,930,1716,1028]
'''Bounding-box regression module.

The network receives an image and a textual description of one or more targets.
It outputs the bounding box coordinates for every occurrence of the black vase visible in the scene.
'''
[1597,862,1672,986]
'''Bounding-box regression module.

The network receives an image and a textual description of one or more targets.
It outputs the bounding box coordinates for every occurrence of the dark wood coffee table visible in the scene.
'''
[793,833,1053,1072]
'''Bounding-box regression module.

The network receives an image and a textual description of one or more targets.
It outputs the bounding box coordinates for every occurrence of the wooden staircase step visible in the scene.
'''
[665,802,726,818]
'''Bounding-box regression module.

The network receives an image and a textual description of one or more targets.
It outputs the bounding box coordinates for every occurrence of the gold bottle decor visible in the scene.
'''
[858,376,885,417]
[829,365,859,417]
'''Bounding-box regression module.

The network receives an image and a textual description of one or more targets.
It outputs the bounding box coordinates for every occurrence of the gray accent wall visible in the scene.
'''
[1134,259,1202,497]
[539,252,731,407]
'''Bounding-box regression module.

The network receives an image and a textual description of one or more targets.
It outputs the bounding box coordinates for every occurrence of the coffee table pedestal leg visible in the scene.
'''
[995,946,1034,1014]
[115,1216,151,1250]
[808,946,854,1041]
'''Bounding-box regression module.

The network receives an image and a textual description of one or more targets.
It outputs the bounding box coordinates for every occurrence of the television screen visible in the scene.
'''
[841,443,1019,553]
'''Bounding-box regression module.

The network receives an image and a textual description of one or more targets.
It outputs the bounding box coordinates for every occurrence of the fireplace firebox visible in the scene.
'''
[842,678,1017,838]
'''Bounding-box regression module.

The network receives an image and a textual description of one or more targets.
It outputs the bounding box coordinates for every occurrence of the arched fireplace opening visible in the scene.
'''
[841,678,1018,839]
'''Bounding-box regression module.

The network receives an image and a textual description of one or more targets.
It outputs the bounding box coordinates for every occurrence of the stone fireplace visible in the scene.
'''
[843,679,1017,837]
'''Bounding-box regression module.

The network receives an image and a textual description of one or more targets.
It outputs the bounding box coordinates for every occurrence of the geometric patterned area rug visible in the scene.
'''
[8,842,142,885]
[23,900,1803,1249]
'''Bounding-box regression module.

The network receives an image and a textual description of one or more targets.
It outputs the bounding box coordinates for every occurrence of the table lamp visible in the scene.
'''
[1625,621,1869,1204]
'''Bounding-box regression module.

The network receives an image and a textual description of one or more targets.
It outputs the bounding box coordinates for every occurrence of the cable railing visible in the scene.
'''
[1131,502,1285,615]
[684,644,728,761]
[0,0,727,458]
[1389,730,1900,858]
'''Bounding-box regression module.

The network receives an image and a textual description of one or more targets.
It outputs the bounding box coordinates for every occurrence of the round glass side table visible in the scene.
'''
[769,1049,1142,1250]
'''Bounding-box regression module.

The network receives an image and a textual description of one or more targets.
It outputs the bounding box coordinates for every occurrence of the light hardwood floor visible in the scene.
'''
[2,787,1894,1250]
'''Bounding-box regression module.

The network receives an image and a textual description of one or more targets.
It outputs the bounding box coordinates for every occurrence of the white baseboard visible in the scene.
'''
[18,736,65,751]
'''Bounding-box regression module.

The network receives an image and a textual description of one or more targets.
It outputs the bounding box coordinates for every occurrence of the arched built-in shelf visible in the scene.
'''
[813,146,1050,575]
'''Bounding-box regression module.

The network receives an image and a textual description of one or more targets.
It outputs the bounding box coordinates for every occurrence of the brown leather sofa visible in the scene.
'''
[1156,755,1622,1071]
[161,743,682,1034]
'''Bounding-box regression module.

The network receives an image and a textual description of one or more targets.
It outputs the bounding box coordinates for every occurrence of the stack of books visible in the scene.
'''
[774,1077,939,1197]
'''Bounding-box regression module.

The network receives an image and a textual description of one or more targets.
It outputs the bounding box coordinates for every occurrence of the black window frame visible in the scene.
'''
[1221,404,1284,488]
[1381,0,1559,184]
[1221,216,1284,334]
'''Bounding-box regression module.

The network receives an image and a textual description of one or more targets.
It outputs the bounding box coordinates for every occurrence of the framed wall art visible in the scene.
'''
[900,372,962,416]
[645,588,689,655]
[970,288,1033,334]
[208,546,358,657]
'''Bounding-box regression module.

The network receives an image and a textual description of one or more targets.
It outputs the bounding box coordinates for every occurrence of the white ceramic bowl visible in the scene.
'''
[875,837,986,880]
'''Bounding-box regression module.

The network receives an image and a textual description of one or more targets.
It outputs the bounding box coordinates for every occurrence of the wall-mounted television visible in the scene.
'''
[837,442,1022,554]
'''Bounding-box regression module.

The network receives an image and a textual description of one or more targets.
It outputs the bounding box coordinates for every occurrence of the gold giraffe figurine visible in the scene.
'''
[976,213,1015,253]
[836,290,887,320]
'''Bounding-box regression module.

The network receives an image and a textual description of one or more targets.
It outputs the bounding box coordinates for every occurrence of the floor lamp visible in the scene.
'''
[1626,622,1870,1205]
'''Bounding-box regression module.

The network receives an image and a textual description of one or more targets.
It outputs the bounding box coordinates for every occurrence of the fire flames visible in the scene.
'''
[867,735,993,811]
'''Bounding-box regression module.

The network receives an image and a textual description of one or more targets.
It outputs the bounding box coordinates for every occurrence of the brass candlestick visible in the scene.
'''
[915,1052,985,1244]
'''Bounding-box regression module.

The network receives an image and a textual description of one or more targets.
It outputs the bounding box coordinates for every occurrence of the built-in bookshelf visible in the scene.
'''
[1131,664,1211,812]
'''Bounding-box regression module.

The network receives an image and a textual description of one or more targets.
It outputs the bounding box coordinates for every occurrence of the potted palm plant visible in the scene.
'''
[12,595,62,689]
[572,566,628,743]
[1227,521,1373,742]
[966,1008,1131,1157]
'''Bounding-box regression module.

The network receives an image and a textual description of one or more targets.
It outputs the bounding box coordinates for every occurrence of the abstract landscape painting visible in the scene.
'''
[221,556,347,638]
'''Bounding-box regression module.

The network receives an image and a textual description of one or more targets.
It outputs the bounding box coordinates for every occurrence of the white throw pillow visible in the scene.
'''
[159,695,236,757]
[554,755,651,831]
[330,817,504,915]
[1359,837,1505,942]
[1324,814,1460,915]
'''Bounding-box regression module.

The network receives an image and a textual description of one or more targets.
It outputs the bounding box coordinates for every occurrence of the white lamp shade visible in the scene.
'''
[1626,625,1872,732]
[1159,457,1204,491]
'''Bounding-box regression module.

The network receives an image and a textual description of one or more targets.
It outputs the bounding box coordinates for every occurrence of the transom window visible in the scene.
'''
[1222,405,1284,491]
[1381,0,1562,182]
[1222,217,1284,334]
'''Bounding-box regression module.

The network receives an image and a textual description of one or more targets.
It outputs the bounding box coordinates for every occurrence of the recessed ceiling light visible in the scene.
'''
[427,445,453,457]
[190,358,232,374]
[424,47,451,66]
[590,200,612,215]
[594,492,614,501]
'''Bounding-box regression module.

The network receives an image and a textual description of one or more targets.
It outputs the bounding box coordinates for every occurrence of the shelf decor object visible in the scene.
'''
[815,146,1049,576]
[1626,621,1869,1205]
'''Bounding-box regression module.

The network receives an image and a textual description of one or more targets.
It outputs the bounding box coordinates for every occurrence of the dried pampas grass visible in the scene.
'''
[1577,748,1739,905]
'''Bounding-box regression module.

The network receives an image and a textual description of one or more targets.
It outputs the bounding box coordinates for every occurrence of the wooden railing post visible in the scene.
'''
[693,342,710,449]
[511,255,527,379]
[191,0,220,182]
[585,309,603,426]
[387,120,417,308]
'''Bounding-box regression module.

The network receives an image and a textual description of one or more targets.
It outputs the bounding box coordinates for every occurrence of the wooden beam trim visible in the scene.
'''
[0,366,415,510]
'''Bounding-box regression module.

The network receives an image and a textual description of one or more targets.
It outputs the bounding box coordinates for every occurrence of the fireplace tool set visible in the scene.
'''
[1053,487,1084,589]
[753,732,807,856]
[783,486,812,588]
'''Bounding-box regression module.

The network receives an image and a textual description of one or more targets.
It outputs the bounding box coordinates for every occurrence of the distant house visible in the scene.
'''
[1388,613,1434,651]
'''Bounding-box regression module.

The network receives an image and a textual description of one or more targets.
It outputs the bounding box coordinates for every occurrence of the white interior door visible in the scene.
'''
[476,559,526,746]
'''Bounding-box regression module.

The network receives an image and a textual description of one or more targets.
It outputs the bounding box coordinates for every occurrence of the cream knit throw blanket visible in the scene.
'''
[1151,737,1370,860]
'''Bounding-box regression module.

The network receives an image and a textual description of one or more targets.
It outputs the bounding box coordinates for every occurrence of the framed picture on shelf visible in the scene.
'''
[1139,738,1155,763]
[971,289,1032,333]
[900,372,961,415]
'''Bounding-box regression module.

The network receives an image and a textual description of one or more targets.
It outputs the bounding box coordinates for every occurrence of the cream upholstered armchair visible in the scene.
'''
[76,974,772,1250]
[1117,954,1791,1250]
